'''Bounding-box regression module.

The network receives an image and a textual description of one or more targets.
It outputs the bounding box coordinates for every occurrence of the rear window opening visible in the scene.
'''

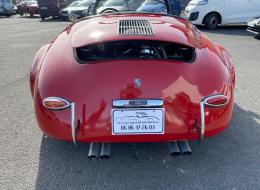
[75,40,195,63]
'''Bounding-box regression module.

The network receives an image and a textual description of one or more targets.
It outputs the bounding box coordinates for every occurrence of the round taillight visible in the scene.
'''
[203,95,229,107]
[43,97,71,110]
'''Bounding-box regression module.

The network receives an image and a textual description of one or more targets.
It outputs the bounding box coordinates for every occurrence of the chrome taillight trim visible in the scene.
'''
[202,94,229,108]
[42,97,77,145]
[42,97,71,110]
[199,94,229,142]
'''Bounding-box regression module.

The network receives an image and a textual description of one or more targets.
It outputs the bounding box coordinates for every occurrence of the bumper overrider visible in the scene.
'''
[42,94,230,145]
[247,19,260,35]
[247,25,260,35]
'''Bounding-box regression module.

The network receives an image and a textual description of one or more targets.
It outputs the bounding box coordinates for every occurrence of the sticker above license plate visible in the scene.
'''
[112,109,164,135]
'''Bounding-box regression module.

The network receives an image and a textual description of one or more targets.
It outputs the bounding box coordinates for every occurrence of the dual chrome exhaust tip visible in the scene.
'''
[88,141,192,159]
[168,140,192,156]
[88,142,111,160]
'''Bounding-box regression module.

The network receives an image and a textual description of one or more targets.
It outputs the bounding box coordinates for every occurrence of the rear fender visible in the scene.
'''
[30,44,50,97]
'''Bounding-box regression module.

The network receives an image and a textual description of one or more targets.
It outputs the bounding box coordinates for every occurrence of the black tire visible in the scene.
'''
[5,14,10,17]
[204,13,220,30]
[30,13,33,17]
[18,9,23,16]
[41,16,45,21]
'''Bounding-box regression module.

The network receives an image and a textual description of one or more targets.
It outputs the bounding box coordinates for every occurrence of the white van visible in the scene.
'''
[184,0,260,29]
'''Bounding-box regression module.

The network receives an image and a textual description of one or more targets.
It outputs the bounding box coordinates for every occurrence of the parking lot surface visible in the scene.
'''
[0,15,260,190]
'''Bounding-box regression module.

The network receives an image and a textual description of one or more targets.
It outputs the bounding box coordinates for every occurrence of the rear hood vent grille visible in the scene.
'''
[118,20,154,36]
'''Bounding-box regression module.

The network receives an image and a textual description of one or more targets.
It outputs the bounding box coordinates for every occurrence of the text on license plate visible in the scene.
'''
[112,109,164,135]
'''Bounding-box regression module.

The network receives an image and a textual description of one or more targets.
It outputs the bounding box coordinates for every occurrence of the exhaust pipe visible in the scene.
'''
[168,141,181,156]
[100,143,111,159]
[88,143,100,159]
[178,141,192,156]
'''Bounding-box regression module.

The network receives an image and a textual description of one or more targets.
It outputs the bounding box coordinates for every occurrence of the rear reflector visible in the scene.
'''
[43,97,71,110]
[203,95,229,107]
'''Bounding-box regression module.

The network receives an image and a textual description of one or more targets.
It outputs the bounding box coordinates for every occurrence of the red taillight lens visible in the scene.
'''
[43,97,71,110]
[204,95,229,107]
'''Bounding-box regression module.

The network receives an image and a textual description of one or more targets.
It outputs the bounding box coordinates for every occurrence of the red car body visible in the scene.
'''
[18,1,39,17]
[30,13,235,144]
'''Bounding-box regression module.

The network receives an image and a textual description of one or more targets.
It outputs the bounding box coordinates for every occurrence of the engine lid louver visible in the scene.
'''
[118,19,154,36]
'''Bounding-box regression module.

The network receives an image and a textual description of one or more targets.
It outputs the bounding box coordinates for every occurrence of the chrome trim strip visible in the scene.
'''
[199,101,205,142]
[199,94,229,142]
[42,97,71,110]
[113,99,164,108]
[71,102,76,145]
[247,29,259,35]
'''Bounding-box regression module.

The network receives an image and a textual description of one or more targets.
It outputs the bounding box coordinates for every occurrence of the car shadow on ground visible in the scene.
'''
[39,17,69,23]
[0,16,12,19]
[35,104,260,189]
[17,15,40,19]
[198,25,255,37]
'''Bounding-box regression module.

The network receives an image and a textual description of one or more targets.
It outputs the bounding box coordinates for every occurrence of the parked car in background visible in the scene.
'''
[184,0,260,29]
[17,0,39,17]
[96,0,141,14]
[60,1,79,20]
[137,0,167,14]
[38,0,67,20]
[137,0,181,16]
[67,0,94,22]
[0,0,14,17]
[247,17,260,37]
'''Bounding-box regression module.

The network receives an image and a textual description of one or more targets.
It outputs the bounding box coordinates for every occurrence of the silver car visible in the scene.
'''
[0,0,14,17]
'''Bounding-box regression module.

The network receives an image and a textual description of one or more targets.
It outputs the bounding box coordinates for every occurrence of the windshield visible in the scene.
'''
[69,1,79,7]
[145,0,165,5]
[20,0,36,3]
[77,0,94,7]
[103,0,125,7]
[92,0,170,15]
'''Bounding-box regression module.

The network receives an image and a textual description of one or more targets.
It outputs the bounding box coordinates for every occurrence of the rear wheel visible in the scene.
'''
[204,13,220,30]
[30,12,33,17]
[41,16,45,21]
[19,10,23,16]
[68,14,77,23]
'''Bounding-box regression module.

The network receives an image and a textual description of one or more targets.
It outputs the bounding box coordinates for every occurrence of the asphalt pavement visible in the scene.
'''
[0,15,260,190]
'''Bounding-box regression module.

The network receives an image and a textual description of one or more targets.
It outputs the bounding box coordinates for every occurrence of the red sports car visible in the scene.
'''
[18,0,39,17]
[30,0,235,159]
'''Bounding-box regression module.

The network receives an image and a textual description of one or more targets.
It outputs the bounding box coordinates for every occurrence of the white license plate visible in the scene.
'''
[41,7,47,10]
[62,14,68,16]
[112,109,164,135]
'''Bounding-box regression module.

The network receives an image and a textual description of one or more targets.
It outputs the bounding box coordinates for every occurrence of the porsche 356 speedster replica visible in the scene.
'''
[30,0,235,158]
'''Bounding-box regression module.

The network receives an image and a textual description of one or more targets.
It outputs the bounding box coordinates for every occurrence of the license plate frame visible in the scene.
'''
[112,108,165,135]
